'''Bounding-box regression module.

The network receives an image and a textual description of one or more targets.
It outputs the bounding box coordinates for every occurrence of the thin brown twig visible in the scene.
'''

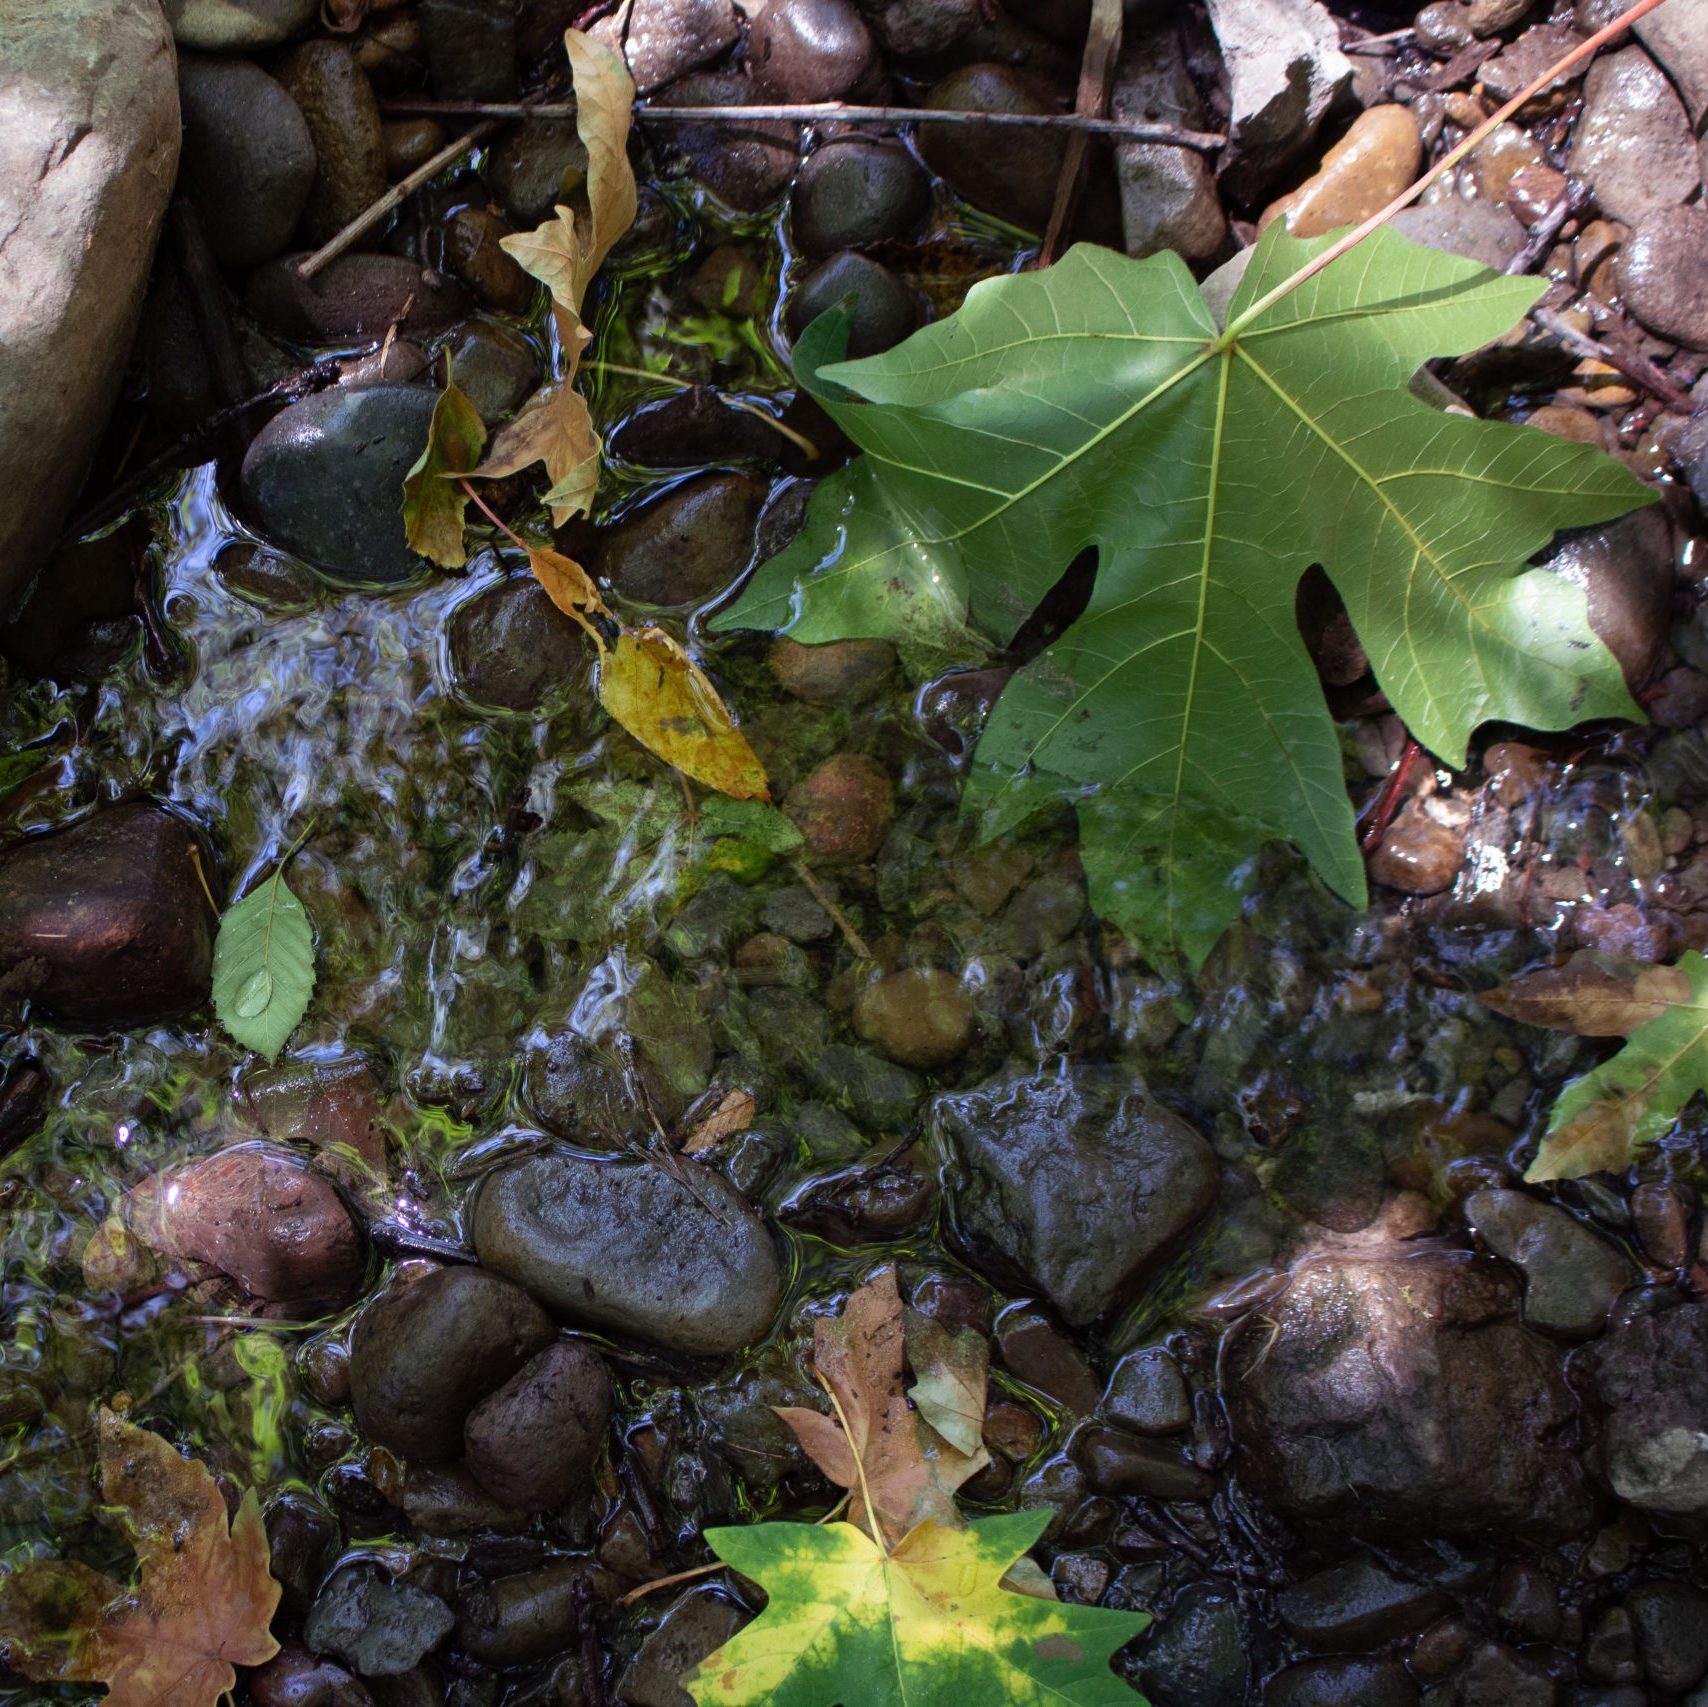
[1531,306,1695,415]
[296,120,499,280]
[792,859,873,960]
[377,97,1226,150]
[1226,0,1676,337]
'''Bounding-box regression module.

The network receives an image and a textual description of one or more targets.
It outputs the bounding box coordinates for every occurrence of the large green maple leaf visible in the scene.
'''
[713,226,1652,968]
[683,1510,1147,1706]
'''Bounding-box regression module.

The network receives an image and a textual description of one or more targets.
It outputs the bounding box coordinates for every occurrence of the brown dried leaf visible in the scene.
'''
[681,1089,757,1155]
[1481,951,1693,1038]
[0,1411,281,1707]
[774,1269,989,1547]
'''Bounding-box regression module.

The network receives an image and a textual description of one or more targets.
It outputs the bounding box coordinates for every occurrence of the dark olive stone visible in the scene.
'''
[789,251,917,358]
[446,574,594,713]
[244,253,469,341]
[0,803,215,1029]
[919,63,1068,231]
[463,1340,611,1509]
[792,139,931,257]
[598,473,766,606]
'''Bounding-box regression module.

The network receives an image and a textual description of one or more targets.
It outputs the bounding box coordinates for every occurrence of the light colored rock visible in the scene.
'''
[1204,0,1353,198]
[1113,24,1227,262]
[1635,0,1708,122]
[0,0,179,614]
[1566,47,1699,228]
[1261,105,1422,238]
[162,0,318,50]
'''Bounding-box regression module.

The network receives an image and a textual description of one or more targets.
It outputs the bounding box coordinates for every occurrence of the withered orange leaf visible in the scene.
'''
[774,1268,989,1547]
[0,1409,281,1707]
[1481,951,1693,1038]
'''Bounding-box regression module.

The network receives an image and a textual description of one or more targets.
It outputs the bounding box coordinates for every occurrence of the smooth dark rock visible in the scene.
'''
[422,0,517,100]
[245,253,468,340]
[1626,1580,1708,1694]
[935,1065,1219,1325]
[401,1462,531,1537]
[249,1639,374,1707]
[610,387,781,467]
[1137,1583,1249,1707]
[437,320,539,424]
[239,383,439,585]
[177,54,315,269]
[446,575,594,712]
[648,72,799,211]
[995,1301,1100,1415]
[1619,207,1708,351]
[274,41,385,246]
[488,117,587,225]
[463,1340,610,1509]
[1224,1249,1595,1540]
[1453,1638,1559,1706]
[456,1561,591,1666]
[598,473,765,606]
[1276,1554,1448,1652]
[1077,1428,1215,1501]
[442,204,534,313]
[305,1568,453,1679]
[1103,1346,1192,1437]
[789,251,917,358]
[919,63,1067,231]
[1589,1302,1708,1515]
[855,0,981,57]
[0,803,214,1028]
[471,1150,782,1354]
[523,1032,648,1143]
[792,138,930,257]
[1265,1658,1418,1707]
[215,540,317,609]
[1466,1188,1636,1338]
[618,1587,749,1707]
[265,1493,341,1611]
[749,0,876,100]
[348,1264,555,1460]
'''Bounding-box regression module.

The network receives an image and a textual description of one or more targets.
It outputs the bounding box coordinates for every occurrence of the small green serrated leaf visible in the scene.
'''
[211,872,315,1062]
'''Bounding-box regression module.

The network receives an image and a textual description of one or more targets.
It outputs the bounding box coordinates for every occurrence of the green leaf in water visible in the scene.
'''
[712,224,1654,970]
[212,871,315,1062]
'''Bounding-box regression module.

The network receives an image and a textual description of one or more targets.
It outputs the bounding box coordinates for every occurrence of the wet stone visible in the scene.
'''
[1635,0,1708,123]
[1588,1301,1708,1516]
[852,968,974,1070]
[619,1587,749,1707]
[443,205,534,314]
[447,575,594,713]
[920,64,1068,232]
[249,1640,373,1707]
[685,244,766,318]
[1136,1583,1250,1707]
[126,1143,364,1312]
[789,251,918,359]
[245,253,468,341]
[1465,1188,1636,1339]
[1276,1554,1448,1652]
[305,1567,454,1679]
[176,54,315,269]
[436,320,540,425]
[937,1064,1219,1326]
[265,1492,341,1610]
[1619,208,1708,352]
[1368,791,1467,895]
[214,540,317,609]
[402,1462,531,1537]
[1103,1346,1191,1436]
[610,388,780,468]
[1390,199,1526,269]
[1454,1640,1558,1706]
[1262,105,1422,240]
[1224,1249,1594,1540]
[275,41,385,247]
[463,1340,610,1510]
[1266,1658,1419,1707]
[616,0,741,93]
[349,1264,556,1460]
[996,1302,1101,1415]
[648,72,798,212]
[240,383,439,586]
[749,0,877,102]
[241,1053,385,1169]
[381,118,444,179]
[163,0,319,49]
[421,0,516,100]
[471,1150,782,1355]
[455,1560,591,1666]
[489,118,588,225]
[0,802,214,1029]
[785,753,896,863]
[1539,507,1676,693]
[1626,1581,1708,1695]
[791,139,932,258]
[769,636,896,705]
[599,473,765,606]
[1076,1429,1214,1502]
[1566,47,1700,228]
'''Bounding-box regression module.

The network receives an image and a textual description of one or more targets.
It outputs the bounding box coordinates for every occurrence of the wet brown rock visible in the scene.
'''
[995,1302,1099,1414]
[250,1639,374,1707]
[241,1053,387,1169]
[617,1587,749,1707]
[919,64,1067,232]
[381,119,445,179]
[274,41,385,247]
[401,1462,531,1537]
[789,251,918,359]
[609,0,740,93]
[685,244,765,318]
[245,253,468,340]
[776,1151,938,1245]
[1588,1301,1708,1516]
[442,205,534,315]
[1076,1429,1214,1502]
[488,117,587,226]
[456,1561,594,1667]
[1566,47,1700,227]
[792,139,931,258]
[1262,106,1422,239]
[646,72,798,212]
[349,1264,556,1460]
[785,752,895,862]
[768,635,896,705]
[1537,507,1676,692]
[1619,207,1708,352]
[1367,791,1467,896]
[598,473,765,606]
[0,803,215,1028]
[1480,23,1586,109]
[750,0,877,101]
[446,575,595,713]
[126,1143,364,1311]
[612,388,778,468]
[852,968,974,1069]
[1224,1248,1595,1540]
[464,1340,611,1509]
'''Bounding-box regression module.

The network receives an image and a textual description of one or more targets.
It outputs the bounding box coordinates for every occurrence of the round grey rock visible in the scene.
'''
[438,320,540,425]
[1465,1187,1637,1339]
[933,1065,1218,1325]
[348,1264,556,1460]
[1620,207,1708,351]
[163,0,319,50]
[176,55,315,269]
[471,1150,782,1356]
[1566,47,1700,227]
[789,251,917,359]
[792,139,931,258]
[304,1567,454,1679]
[240,383,438,586]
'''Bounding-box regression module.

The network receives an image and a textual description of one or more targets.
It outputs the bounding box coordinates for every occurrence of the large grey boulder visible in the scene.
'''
[0,0,179,614]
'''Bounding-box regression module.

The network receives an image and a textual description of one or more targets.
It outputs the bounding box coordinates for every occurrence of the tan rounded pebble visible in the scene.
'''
[1261,107,1422,240]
